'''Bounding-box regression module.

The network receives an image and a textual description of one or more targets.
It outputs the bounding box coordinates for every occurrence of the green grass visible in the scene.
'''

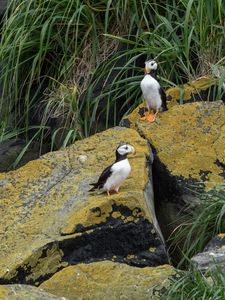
[168,184,225,268]
[162,267,225,300]
[162,184,225,299]
[0,0,224,151]
[82,0,225,134]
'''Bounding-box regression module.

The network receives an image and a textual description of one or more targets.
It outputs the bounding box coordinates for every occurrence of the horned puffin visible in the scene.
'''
[89,143,135,196]
[140,60,167,122]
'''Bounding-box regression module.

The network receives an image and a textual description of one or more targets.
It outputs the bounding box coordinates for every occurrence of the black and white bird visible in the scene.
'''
[89,143,135,196]
[140,60,167,122]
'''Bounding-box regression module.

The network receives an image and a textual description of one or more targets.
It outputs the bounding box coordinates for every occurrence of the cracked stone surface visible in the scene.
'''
[0,127,169,287]
[191,233,225,273]
[122,91,225,263]
[0,284,67,300]
[40,261,175,300]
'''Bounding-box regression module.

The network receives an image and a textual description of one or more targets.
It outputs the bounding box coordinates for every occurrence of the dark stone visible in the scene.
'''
[204,235,225,251]
[150,145,204,265]
[0,139,48,172]
[199,170,212,181]
[120,118,131,128]
[138,107,148,117]
[214,159,225,179]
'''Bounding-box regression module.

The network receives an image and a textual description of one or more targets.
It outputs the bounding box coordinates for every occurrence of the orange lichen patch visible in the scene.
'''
[0,127,154,283]
[40,261,175,300]
[166,76,217,108]
[137,101,225,188]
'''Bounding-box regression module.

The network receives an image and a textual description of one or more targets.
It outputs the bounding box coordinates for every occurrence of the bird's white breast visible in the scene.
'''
[140,75,162,110]
[103,159,131,191]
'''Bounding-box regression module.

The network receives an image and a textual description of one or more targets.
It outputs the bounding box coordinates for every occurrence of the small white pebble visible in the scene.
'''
[78,155,88,164]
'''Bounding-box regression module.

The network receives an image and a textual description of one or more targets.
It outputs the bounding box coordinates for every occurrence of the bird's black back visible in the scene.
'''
[159,88,168,111]
[89,164,113,191]
[89,147,129,191]
[149,69,168,111]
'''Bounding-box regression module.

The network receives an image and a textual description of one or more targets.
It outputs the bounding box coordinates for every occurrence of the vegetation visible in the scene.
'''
[162,184,225,299]
[0,0,224,157]
[162,267,225,300]
[169,184,225,267]
[0,1,225,297]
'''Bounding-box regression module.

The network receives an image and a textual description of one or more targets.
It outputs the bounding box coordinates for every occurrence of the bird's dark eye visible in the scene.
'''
[125,146,128,150]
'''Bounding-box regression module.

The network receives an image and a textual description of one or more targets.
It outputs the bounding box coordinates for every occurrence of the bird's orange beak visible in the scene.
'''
[144,66,151,74]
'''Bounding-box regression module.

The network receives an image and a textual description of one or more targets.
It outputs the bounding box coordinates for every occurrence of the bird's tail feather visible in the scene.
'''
[89,183,98,192]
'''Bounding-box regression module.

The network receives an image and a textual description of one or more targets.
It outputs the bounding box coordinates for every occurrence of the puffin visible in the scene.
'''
[89,143,135,196]
[140,60,167,122]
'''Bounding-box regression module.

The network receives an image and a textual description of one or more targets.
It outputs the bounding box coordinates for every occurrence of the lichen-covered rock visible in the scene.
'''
[122,98,225,262]
[137,101,225,186]
[0,127,167,286]
[0,284,67,300]
[191,234,225,273]
[40,261,175,300]
[121,76,220,129]
[166,76,219,108]
[204,233,225,251]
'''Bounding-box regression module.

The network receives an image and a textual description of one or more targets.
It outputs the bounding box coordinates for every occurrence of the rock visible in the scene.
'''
[0,127,168,286]
[0,284,67,300]
[191,234,225,273]
[40,261,175,300]
[122,96,225,263]
[0,139,48,172]
[121,76,224,130]
[204,233,225,251]
[165,76,221,108]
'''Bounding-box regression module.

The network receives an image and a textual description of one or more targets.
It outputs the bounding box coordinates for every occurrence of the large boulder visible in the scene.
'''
[122,91,225,262]
[191,233,225,273]
[0,127,169,288]
[40,261,174,300]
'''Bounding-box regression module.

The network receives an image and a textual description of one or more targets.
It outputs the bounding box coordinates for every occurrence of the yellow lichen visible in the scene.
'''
[136,101,225,189]
[217,233,225,239]
[0,127,154,283]
[40,261,175,300]
[149,247,156,253]
[127,254,135,259]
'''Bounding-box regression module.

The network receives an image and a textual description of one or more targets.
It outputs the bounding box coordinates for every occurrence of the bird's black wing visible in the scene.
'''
[159,87,168,111]
[89,164,113,191]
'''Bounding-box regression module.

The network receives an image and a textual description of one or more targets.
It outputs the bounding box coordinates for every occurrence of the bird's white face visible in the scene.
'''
[117,143,135,156]
[145,60,157,74]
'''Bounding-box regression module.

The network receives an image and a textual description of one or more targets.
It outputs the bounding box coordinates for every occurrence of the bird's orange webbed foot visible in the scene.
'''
[140,112,156,123]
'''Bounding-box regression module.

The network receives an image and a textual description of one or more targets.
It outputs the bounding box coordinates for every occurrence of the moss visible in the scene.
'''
[40,261,175,300]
